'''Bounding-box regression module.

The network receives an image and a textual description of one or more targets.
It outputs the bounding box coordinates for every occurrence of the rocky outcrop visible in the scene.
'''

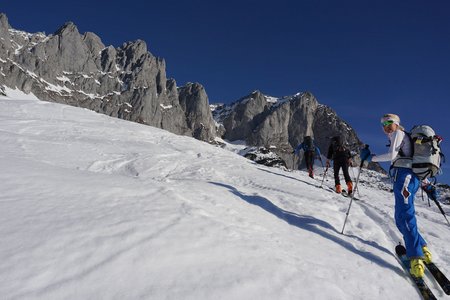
[178,83,216,141]
[218,91,319,149]
[0,13,216,142]
[221,91,269,141]
[243,147,287,169]
[213,91,376,170]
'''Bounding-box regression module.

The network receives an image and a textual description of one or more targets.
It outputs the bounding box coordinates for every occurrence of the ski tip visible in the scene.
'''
[445,286,450,295]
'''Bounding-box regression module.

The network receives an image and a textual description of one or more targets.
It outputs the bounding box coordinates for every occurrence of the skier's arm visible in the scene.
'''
[315,147,321,156]
[293,143,303,155]
[372,131,404,163]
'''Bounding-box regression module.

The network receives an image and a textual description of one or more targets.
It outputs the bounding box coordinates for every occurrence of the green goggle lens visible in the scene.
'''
[381,120,394,127]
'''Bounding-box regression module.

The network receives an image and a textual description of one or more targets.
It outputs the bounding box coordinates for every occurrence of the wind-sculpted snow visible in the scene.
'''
[1,89,449,299]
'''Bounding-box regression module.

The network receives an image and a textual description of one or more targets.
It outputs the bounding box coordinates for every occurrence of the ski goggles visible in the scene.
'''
[381,120,394,127]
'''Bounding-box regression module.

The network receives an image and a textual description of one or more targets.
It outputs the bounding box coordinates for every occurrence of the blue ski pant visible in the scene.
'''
[392,167,427,258]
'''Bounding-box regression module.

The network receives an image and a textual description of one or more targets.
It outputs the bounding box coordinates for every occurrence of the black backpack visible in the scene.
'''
[303,136,315,152]
[331,136,349,159]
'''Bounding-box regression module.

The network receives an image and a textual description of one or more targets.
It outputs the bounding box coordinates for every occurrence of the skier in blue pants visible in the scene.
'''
[360,113,432,279]
[392,168,427,257]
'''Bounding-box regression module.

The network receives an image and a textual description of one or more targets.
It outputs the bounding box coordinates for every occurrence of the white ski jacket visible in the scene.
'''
[372,130,412,167]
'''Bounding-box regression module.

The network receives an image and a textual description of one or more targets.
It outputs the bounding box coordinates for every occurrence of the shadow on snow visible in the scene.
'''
[210,181,402,274]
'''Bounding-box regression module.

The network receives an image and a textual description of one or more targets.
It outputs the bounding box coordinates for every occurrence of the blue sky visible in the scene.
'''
[2,0,450,184]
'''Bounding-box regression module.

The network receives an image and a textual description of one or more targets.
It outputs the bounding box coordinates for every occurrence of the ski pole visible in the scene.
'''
[430,195,450,226]
[349,164,361,198]
[341,160,364,234]
[435,199,450,226]
[314,155,324,180]
[319,155,324,169]
[320,165,328,188]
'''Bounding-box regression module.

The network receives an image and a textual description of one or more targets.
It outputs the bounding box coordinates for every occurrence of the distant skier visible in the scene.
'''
[326,136,353,194]
[360,113,432,279]
[293,136,321,178]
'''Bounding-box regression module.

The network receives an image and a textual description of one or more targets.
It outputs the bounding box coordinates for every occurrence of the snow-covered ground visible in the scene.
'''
[1,89,449,299]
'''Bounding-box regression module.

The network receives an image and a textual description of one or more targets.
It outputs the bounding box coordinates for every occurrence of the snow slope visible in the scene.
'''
[1,89,449,299]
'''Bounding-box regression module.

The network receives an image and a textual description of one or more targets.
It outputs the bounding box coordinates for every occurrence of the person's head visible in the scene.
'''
[331,136,341,145]
[380,113,403,134]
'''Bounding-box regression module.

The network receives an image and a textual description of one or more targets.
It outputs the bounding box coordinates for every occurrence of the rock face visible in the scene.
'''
[216,91,320,152]
[178,83,216,141]
[0,13,215,142]
[213,90,385,172]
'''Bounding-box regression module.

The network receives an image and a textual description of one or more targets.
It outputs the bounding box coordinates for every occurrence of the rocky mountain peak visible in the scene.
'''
[54,21,79,36]
[0,13,217,143]
[0,13,9,30]
[82,32,105,54]
[121,40,148,57]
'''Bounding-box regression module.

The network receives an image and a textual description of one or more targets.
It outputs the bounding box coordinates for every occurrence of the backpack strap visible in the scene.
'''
[399,131,413,157]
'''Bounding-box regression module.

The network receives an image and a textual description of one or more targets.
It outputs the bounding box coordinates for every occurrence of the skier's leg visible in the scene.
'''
[393,168,422,258]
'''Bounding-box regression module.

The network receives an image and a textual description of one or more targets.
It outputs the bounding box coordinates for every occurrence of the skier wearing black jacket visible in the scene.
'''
[326,136,353,194]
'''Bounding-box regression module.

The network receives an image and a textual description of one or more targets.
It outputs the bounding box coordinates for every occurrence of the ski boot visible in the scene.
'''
[422,246,432,264]
[346,181,353,195]
[410,258,425,278]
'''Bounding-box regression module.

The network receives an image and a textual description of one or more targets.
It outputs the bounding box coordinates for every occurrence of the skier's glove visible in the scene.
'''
[423,184,438,201]
[360,148,372,161]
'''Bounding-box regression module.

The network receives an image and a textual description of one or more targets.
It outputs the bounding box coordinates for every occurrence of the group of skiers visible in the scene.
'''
[293,135,353,194]
[292,113,441,280]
